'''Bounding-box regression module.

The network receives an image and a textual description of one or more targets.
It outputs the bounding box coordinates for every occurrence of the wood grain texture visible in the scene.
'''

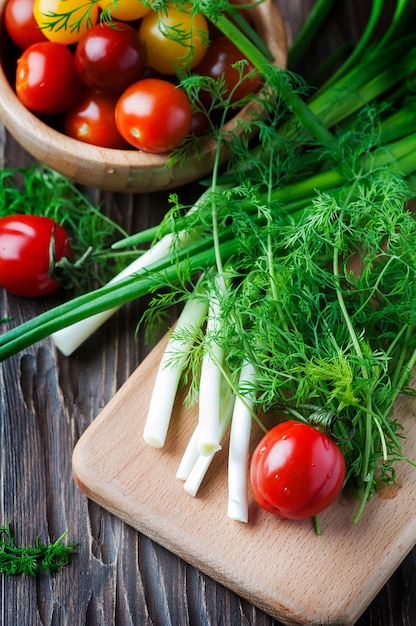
[0,1,415,625]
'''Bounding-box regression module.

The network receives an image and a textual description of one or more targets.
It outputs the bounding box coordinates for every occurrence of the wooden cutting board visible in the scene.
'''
[72,332,416,626]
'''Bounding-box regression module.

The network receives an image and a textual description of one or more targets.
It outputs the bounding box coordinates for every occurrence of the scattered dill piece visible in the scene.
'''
[0,523,78,577]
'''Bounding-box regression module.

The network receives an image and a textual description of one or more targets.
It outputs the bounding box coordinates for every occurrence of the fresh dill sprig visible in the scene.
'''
[0,523,77,577]
[36,0,99,36]
[208,162,416,517]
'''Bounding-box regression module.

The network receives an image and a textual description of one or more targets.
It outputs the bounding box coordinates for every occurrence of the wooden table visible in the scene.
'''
[1,1,415,624]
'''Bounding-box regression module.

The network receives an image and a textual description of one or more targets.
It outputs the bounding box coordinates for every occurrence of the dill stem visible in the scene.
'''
[387,330,416,413]
[266,150,278,303]
[389,326,413,392]
[265,149,289,334]
[333,240,373,484]
[352,470,374,524]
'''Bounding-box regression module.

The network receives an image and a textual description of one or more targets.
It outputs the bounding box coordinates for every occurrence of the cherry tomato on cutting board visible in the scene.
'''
[75,21,147,94]
[33,0,99,45]
[115,78,193,153]
[0,215,72,297]
[4,0,48,50]
[250,420,346,519]
[139,4,209,75]
[15,42,81,115]
[64,89,130,149]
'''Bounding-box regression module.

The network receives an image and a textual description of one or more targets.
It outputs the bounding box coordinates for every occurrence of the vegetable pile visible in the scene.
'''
[6,0,262,152]
[2,0,416,529]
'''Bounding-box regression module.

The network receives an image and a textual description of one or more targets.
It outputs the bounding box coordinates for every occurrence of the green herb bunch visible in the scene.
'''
[214,168,416,520]
[0,523,77,577]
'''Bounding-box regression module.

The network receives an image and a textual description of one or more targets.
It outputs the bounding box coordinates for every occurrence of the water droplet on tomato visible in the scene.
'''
[282,434,288,440]
[283,486,291,496]
[327,471,332,479]
[322,436,330,450]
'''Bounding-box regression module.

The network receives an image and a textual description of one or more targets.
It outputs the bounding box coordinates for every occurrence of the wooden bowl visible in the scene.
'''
[0,0,287,193]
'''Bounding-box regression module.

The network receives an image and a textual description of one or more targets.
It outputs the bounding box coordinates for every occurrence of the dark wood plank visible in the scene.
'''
[0,1,415,625]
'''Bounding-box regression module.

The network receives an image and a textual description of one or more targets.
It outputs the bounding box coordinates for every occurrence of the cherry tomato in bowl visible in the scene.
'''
[139,3,209,75]
[74,21,147,95]
[250,420,346,519]
[195,36,262,105]
[115,78,193,153]
[15,42,82,115]
[4,0,48,50]
[0,214,72,297]
[64,89,131,149]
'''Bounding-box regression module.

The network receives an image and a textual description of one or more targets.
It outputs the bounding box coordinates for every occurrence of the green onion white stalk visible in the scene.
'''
[227,362,257,523]
[52,229,196,356]
[196,278,226,455]
[176,425,200,481]
[143,289,208,448]
[182,380,236,497]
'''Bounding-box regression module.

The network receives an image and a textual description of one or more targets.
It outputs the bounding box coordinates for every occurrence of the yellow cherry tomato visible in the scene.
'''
[139,3,209,75]
[33,0,99,45]
[98,0,152,21]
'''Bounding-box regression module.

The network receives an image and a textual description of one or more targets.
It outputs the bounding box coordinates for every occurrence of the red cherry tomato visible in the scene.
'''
[5,0,48,50]
[0,215,72,297]
[15,42,81,115]
[64,89,130,149]
[250,420,346,519]
[74,21,147,95]
[115,78,192,153]
[194,36,261,104]
[189,110,211,137]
